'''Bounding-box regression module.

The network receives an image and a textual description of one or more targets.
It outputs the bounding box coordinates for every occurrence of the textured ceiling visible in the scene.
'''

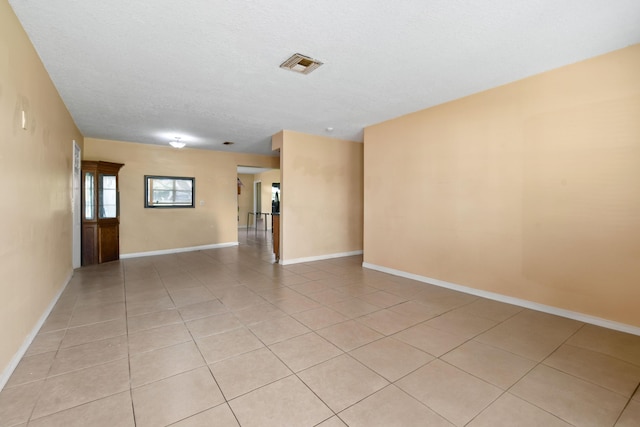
[9,0,640,156]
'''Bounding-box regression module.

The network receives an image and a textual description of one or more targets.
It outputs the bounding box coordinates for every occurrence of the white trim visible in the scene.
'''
[0,271,73,391]
[362,262,640,336]
[281,250,363,266]
[121,242,239,259]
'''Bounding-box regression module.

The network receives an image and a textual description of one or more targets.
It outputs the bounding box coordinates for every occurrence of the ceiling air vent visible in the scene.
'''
[280,53,323,75]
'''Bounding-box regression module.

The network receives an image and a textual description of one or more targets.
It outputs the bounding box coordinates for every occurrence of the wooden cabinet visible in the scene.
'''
[272,214,280,262]
[81,161,124,265]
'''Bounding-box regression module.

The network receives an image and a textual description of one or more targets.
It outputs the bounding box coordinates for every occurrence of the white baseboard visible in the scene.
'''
[120,242,239,259]
[0,271,73,391]
[363,262,640,336]
[281,250,363,266]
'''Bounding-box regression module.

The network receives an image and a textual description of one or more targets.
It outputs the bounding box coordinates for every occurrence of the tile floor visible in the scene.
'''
[1,230,640,426]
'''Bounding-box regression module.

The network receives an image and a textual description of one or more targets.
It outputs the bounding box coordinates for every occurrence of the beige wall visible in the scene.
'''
[364,45,640,327]
[84,139,278,254]
[278,130,363,262]
[1,1,83,380]
[256,168,280,216]
[237,173,254,227]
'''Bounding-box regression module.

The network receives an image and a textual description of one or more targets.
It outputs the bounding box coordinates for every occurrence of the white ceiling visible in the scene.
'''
[9,0,640,156]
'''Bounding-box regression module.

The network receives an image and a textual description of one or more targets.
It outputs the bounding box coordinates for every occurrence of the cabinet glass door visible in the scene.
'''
[99,174,117,218]
[84,172,95,220]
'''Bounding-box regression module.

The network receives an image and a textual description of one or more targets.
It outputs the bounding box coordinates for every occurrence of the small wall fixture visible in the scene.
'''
[169,137,185,149]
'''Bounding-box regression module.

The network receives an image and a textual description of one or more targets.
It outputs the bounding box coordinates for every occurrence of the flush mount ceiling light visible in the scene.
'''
[169,137,185,149]
[280,53,323,75]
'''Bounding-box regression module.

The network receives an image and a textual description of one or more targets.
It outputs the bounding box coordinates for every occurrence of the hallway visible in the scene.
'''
[1,231,639,426]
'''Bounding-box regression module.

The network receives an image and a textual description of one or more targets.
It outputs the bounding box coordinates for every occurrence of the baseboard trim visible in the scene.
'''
[281,250,363,266]
[363,262,640,336]
[120,242,239,259]
[0,271,73,391]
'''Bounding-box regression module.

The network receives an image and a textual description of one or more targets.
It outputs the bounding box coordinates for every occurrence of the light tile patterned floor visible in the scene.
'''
[1,231,640,426]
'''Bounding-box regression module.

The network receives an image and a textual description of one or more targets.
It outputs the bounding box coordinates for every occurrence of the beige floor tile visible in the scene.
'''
[127,309,183,333]
[248,316,309,345]
[544,344,640,396]
[307,289,351,305]
[169,404,239,426]
[178,299,228,321]
[24,330,65,356]
[356,290,408,308]
[350,337,433,381]
[277,274,311,286]
[39,312,72,333]
[161,273,202,290]
[232,302,287,325]
[0,380,44,426]
[357,309,422,335]
[511,365,628,427]
[196,327,264,364]
[467,392,572,427]
[168,286,215,307]
[442,340,536,389]
[5,351,56,388]
[425,311,498,340]
[317,320,384,351]
[209,347,292,399]
[393,322,468,356]
[289,280,332,295]
[292,307,349,330]
[185,312,243,338]
[396,359,502,426]
[28,391,134,427]
[329,298,380,318]
[298,354,388,412]
[273,294,322,314]
[128,322,191,354]
[60,318,126,349]
[389,300,444,321]
[476,310,583,361]
[130,341,205,387]
[567,324,640,366]
[126,295,176,317]
[229,375,333,427]
[49,335,128,376]
[452,298,522,322]
[220,291,267,311]
[32,358,130,419]
[125,287,169,303]
[132,367,224,427]
[316,416,347,426]
[334,284,380,298]
[301,270,339,281]
[415,290,478,312]
[340,384,453,427]
[616,399,640,427]
[269,332,343,372]
[68,301,125,327]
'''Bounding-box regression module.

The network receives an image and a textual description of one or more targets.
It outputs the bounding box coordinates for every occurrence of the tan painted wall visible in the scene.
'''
[279,130,363,261]
[256,168,280,215]
[1,1,83,379]
[364,45,640,327]
[84,139,278,254]
[237,173,254,227]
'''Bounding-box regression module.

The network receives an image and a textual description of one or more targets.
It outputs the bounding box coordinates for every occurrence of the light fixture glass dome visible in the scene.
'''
[169,137,185,149]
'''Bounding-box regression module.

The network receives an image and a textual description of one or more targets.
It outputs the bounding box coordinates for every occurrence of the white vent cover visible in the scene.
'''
[280,53,323,75]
